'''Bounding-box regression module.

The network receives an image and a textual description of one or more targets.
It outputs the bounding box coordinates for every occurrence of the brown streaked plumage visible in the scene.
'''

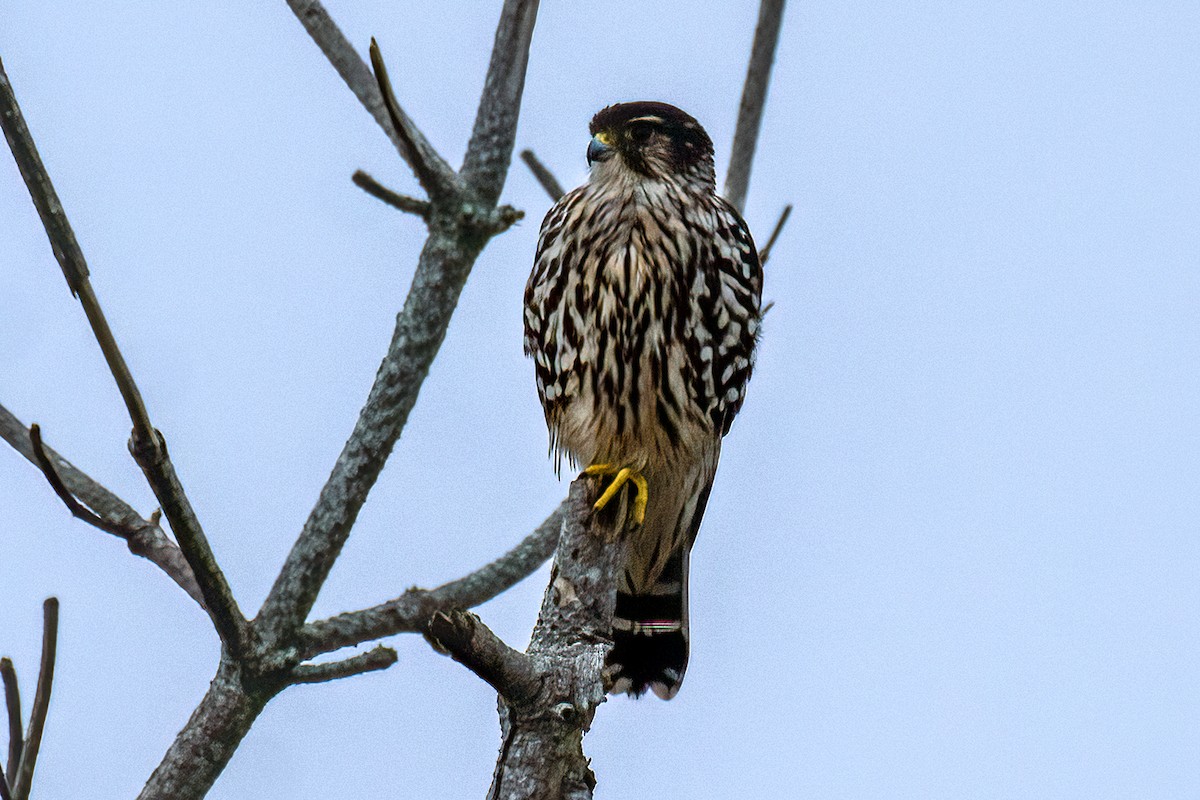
[524,101,762,699]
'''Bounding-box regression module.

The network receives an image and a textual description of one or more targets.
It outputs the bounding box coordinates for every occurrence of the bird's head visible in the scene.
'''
[586,101,715,187]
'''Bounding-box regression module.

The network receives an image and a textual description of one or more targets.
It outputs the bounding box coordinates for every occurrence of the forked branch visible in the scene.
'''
[259,0,542,650]
[300,499,564,658]
[368,39,461,200]
[285,0,457,188]
[133,2,549,790]
[0,406,204,606]
[1,599,59,800]
[28,424,141,538]
[486,478,625,800]
[0,58,246,654]
[2,0,784,796]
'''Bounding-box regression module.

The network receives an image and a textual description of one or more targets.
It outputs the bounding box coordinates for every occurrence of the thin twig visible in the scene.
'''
[0,58,155,443]
[29,424,138,537]
[0,659,21,788]
[10,599,57,800]
[0,60,243,648]
[368,40,460,200]
[0,406,205,606]
[758,203,792,265]
[519,149,565,202]
[724,0,786,213]
[285,0,458,190]
[289,646,397,685]
[352,170,431,218]
[299,499,565,658]
[0,54,85,296]
[0,769,9,800]
[427,610,542,705]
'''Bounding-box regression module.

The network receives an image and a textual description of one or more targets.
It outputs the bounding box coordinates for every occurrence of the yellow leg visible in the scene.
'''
[629,472,648,526]
[583,463,649,527]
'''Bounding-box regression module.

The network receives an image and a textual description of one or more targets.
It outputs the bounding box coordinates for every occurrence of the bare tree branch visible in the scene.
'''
[137,3,549,790]
[352,170,431,218]
[519,149,565,202]
[285,0,457,187]
[724,0,786,212]
[0,405,204,606]
[0,660,21,788]
[0,57,152,437]
[0,59,247,653]
[758,203,793,265]
[138,501,559,799]
[28,424,139,537]
[351,169,524,235]
[127,432,247,654]
[0,55,79,297]
[459,0,541,204]
[368,40,461,200]
[0,768,9,800]
[300,500,564,658]
[137,657,274,800]
[289,646,398,685]
[427,610,542,705]
[4,0,782,794]
[9,599,57,800]
[254,217,486,643]
[487,478,625,800]
[256,0,542,650]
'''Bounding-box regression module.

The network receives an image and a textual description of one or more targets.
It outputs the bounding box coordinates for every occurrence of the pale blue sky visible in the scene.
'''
[2,2,1199,798]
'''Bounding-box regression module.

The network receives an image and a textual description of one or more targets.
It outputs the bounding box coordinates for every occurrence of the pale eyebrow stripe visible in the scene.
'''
[626,116,665,124]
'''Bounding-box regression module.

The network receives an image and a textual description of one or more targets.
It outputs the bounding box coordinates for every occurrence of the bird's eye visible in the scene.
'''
[627,122,654,144]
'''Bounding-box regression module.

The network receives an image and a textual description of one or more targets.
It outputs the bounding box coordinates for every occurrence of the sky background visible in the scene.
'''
[2,1,1199,797]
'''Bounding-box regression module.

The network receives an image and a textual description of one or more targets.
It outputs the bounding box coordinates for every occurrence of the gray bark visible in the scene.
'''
[487,480,624,800]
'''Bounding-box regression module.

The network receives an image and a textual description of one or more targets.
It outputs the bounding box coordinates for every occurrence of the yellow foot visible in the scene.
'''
[583,463,649,526]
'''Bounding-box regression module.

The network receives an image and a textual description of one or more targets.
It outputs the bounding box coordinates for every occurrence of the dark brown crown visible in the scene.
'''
[589,101,714,171]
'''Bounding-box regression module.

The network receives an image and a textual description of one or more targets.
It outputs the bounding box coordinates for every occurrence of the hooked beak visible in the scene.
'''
[587,135,614,166]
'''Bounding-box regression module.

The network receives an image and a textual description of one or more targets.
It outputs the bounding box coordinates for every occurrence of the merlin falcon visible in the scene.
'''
[524,101,763,699]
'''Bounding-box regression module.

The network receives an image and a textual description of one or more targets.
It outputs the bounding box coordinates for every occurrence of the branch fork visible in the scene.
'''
[1,599,59,800]
[420,479,626,800]
[1,0,784,796]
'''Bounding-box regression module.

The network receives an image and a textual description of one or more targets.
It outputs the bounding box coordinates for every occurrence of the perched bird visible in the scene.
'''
[524,102,763,699]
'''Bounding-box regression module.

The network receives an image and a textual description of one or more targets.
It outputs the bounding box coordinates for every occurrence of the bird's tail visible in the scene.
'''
[606,547,690,699]
[605,471,714,699]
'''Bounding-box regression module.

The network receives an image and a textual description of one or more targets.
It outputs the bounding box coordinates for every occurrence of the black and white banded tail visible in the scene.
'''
[605,473,714,699]
[606,548,691,699]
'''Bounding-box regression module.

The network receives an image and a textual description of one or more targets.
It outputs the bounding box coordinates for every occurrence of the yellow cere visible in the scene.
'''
[594,130,615,146]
